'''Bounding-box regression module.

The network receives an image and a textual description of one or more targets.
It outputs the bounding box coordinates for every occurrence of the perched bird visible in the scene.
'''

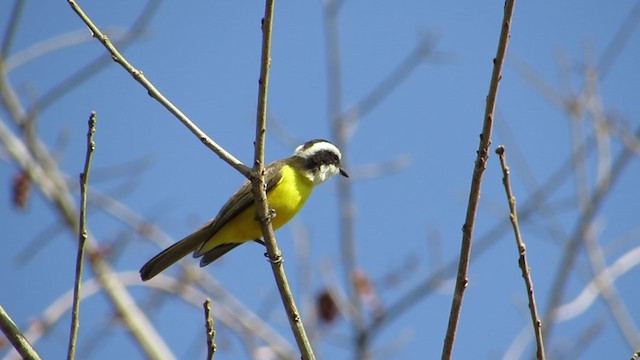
[140,139,348,281]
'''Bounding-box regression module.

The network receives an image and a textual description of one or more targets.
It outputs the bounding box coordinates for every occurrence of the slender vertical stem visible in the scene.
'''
[496,146,545,360]
[250,0,315,358]
[441,0,516,358]
[67,112,96,360]
[203,299,216,360]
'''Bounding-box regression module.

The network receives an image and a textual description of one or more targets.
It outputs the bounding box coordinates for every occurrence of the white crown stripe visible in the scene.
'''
[295,141,342,160]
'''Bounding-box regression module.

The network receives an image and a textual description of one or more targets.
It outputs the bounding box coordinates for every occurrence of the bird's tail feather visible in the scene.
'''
[139,222,213,281]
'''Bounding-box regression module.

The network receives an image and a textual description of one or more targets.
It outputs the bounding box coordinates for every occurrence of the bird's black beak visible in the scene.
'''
[339,167,349,178]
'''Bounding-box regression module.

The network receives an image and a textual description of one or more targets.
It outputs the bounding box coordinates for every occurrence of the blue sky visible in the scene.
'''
[2,1,639,359]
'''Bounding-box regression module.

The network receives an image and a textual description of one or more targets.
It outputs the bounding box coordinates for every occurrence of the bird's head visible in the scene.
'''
[293,139,348,184]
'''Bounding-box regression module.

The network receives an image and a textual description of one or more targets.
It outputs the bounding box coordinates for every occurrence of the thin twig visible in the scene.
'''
[0,305,41,360]
[366,131,598,344]
[65,0,250,178]
[203,299,216,360]
[0,117,175,360]
[495,146,545,360]
[249,0,314,358]
[3,6,172,359]
[494,117,569,247]
[66,112,96,360]
[441,1,517,358]
[0,0,25,59]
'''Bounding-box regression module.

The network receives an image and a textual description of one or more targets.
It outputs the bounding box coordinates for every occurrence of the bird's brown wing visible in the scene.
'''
[194,161,284,258]
[196,162,285,265]
[206,162,284,241]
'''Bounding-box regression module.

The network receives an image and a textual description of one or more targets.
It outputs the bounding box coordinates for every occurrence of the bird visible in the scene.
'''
[139,139,348,281]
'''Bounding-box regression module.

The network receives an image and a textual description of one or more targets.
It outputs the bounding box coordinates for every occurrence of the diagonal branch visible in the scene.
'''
[0,305,41,360]
[441,0,517,358]
[341,36,437,133]
[66,0,250,178]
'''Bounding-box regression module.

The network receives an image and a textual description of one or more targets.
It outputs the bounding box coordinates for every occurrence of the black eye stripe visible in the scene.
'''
[303,150,340,170]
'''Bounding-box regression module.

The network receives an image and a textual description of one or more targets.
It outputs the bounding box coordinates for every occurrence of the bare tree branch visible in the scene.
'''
[203,299,216,360]
[65,0,250,178]
[0,118,175,359]
[0,0,25,59]
[26,1,160,119]
[67,112,96,360]
[496,145,545,360]
[442,0,517,358]
[249,0,315,358]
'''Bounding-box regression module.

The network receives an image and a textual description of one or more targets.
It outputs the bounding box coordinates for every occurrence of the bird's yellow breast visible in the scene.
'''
[203,165,314,250]
[265,165,314,228]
